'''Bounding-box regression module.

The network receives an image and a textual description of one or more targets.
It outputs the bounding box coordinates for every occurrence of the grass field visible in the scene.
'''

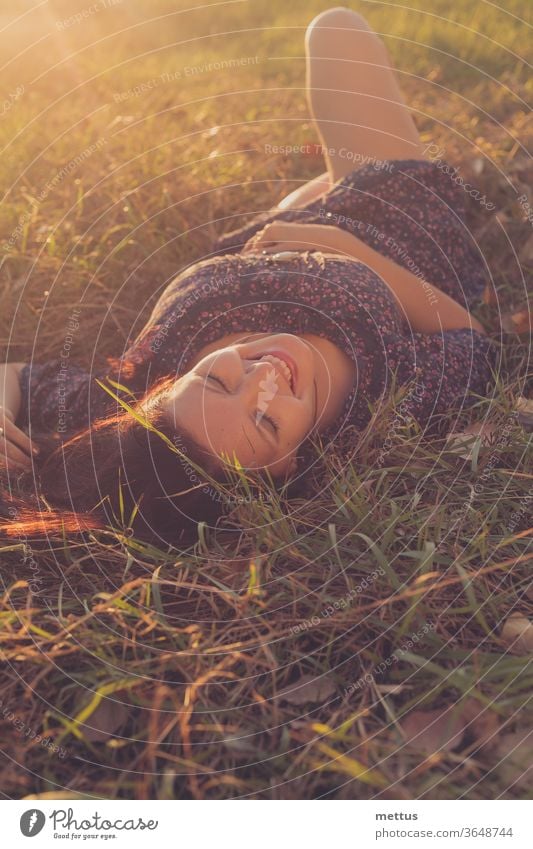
[0,0,532,800]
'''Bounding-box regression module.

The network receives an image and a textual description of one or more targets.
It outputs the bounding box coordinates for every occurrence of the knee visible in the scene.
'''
[305,7,372,47]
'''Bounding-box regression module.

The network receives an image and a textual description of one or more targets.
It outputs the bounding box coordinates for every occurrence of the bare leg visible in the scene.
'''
[305,7,427,183]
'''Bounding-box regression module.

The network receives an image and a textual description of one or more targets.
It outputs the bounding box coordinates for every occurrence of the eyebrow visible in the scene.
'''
[196,375,277,447]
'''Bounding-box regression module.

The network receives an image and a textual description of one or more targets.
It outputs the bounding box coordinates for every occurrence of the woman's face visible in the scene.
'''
[161,333,318,477]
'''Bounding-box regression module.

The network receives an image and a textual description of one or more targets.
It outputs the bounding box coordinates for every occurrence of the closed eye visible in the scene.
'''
[203,373,278,442]
[206,374,228,391]
[258,411,279,435]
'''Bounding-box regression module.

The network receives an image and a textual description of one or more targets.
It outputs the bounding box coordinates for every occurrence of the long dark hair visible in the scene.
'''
[0,376,236,547]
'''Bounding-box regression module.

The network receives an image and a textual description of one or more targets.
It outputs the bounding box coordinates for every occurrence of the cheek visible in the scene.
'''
[285,404,314,443]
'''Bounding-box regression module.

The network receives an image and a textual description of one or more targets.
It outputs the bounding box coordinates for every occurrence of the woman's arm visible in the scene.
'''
[277,172,331,211]
[243,222,487,336]
[0,362,25,420]
[335,229,487,336]
[0,362,38,469]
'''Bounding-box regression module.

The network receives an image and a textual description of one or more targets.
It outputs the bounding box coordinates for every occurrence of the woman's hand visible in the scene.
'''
[242,222,351,255]
[0,406,37,471]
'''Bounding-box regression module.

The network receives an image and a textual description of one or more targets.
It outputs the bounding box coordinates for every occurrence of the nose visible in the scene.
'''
[217,352,283,400]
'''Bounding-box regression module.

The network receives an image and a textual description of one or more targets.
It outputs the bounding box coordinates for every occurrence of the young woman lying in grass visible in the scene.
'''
[0,8,494,546]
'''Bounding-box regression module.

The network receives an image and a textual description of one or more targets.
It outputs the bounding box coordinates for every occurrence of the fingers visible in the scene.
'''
[0,419,38,471]
[0,440,32,470]
[242,229,274,254]
[1,417,37,457]
[242,222,290,253]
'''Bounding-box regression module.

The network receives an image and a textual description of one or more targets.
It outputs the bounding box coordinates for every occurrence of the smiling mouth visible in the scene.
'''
[251,352,296,392]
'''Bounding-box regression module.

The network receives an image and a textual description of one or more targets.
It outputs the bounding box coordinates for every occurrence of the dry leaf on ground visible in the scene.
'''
[446,421,498,459]
[277,674,336,706]
[516,396,533,428]
[400,705,466,753]
[495,729,533,790]
[400,698,498,755]
[78,698,130,743]
[500,614,533,654]
[501,310,531,335]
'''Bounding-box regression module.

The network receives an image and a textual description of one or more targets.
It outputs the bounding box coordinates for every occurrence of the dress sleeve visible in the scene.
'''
[17,359,100,435]
[385,328,497,432]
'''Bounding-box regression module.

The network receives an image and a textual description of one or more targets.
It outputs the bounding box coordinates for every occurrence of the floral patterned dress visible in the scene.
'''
[18,159,496,452]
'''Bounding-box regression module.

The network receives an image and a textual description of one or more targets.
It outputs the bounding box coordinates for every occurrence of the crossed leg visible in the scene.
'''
[279,6,427,209]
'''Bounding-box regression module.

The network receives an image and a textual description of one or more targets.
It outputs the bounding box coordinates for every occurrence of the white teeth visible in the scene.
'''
[257,354,293,389]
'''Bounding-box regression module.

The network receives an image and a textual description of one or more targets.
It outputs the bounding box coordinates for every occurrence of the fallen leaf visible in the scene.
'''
[496,729,533,790]
[500,614,533,653]
[502,309,531,335]
[78,698,130,743]
[400,705,466,753]
[277,673,336,706]
[446,421,498,459]
[401,699,497,756]
[516,396,533,428]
